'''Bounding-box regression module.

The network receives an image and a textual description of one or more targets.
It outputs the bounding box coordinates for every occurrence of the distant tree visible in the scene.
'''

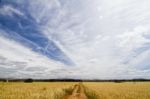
[24,78,33,83]
[114,80,123,83]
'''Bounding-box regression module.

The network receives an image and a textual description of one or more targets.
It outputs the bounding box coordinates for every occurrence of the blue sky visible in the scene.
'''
[0,0,150,79]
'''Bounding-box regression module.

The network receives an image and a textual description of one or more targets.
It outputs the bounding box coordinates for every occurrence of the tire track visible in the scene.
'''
[64,83,88,99]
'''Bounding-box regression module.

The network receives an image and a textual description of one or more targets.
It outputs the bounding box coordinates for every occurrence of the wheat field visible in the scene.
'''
[0,82,150,99]
[0,82,75,99]
[84,82,150,99]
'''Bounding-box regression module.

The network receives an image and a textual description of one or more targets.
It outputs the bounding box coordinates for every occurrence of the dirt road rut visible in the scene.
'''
[64,83,88,99]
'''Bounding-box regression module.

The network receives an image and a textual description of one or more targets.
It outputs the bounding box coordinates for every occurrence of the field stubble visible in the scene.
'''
[0,82,150,99]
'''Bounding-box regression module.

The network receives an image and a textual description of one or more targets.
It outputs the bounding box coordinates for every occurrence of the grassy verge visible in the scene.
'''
[83,85,100,99]
[54,86,74,99]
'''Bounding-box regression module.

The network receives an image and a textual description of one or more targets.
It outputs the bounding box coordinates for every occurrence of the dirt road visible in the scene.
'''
[64,83,88,99]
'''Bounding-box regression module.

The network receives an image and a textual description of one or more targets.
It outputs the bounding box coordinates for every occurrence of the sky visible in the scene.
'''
[0,0,150,79]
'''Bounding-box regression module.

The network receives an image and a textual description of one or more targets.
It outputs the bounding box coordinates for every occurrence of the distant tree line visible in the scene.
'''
[0,78,150,83]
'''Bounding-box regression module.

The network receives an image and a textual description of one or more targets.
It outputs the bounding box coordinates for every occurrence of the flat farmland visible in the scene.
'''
[0,82,150,99]
[84,82,150,99]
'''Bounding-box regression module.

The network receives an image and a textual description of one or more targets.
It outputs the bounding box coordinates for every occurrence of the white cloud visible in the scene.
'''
[24,0,150,78]
[117,25,150,53]
[0,5,24,16]
[0,0,150,79]
[0,33,68,78]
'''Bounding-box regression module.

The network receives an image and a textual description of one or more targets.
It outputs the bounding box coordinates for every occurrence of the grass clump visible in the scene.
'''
[54,86,74,99]
[62,86,73,95]
[83,85,100,99]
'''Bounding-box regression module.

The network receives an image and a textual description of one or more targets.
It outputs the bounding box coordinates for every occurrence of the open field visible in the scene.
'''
[84,82,150,99]
[0,82,150,99]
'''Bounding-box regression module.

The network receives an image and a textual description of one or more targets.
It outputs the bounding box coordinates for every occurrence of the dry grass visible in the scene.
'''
[84,87,100,99]
[84,82,150,99]
[0,82,150,99]
[0,82,75,99]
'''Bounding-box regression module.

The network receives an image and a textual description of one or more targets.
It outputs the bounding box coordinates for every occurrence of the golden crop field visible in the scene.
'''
[0,82,150,99]
[0,82,76,99]
[84,82,150,99]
